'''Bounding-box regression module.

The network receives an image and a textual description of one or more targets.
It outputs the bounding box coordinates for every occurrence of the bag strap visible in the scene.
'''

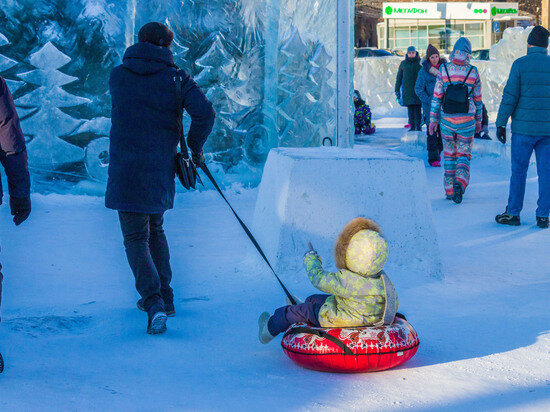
[284,326,354,355]
[373,271,398,327]
[174,70,190,160]
[461,65,474,87]
[199,163,297,306]
[443,62,452,85]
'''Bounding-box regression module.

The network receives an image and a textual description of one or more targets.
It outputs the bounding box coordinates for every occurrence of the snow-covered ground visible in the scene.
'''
[0,119,549,410]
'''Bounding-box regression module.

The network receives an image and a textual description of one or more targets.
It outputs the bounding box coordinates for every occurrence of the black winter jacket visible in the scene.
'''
[106,42,215,213]
[395,53,422,106]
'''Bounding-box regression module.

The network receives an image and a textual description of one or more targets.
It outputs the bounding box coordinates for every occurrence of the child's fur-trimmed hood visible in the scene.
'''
[335,217,382,270]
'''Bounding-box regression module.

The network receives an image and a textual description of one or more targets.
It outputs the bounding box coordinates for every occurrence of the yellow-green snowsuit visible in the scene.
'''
[304,253,398,328]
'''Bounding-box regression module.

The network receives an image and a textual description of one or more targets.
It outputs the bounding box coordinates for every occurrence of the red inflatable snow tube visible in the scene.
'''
[281,317,419,373]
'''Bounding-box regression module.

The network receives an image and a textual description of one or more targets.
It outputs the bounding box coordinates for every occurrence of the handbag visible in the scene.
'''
[174,70,202,190]
[442,63,474,114]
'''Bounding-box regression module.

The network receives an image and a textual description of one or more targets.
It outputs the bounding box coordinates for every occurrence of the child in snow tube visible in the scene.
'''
[258,217,398,343]
[354,91,376,135]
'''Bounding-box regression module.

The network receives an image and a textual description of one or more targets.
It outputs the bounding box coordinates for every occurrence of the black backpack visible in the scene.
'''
[442,63,474,114]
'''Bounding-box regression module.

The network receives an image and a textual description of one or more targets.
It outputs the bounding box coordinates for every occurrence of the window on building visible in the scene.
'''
[465,22,484,50]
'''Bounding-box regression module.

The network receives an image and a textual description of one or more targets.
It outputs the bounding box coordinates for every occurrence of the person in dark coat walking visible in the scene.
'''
[0,75,31,319]
[395,46,422,131]
[415,44,445,166]
[106,22,215,334]
[495,26,550,229]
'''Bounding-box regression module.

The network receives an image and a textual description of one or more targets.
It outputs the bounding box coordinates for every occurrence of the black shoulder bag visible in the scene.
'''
[442,63,474,114]
[174,71,202,190]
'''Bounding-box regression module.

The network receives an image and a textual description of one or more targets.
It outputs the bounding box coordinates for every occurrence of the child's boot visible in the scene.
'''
[258,312,275,344]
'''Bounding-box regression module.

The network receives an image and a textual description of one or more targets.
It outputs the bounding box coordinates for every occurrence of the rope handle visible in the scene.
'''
[199,163,297,306]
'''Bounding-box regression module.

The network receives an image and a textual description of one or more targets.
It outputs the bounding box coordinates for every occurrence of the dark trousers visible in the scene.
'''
[118,212,173,312]
[268,294,329,336]
[407,105,422,131]
[426,115,443,164]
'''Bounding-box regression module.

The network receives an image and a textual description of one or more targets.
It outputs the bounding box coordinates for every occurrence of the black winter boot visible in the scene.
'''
[146,301,167,335]
[536,217,549,229]
[495,211,520,226]
[452,183,463,204]
[138,298,175,317]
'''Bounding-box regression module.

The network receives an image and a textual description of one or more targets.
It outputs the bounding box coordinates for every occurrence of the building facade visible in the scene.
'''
[378,2,531,52]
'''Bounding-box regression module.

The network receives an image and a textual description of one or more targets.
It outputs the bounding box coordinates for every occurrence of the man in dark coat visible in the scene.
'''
[495,26,550,228]
[0,75,31,317]
[415,44,445,166]
[106,22,215,334]
[395,46,422,131]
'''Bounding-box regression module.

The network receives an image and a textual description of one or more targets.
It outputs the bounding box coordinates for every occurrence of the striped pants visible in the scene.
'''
[441,117,475,196]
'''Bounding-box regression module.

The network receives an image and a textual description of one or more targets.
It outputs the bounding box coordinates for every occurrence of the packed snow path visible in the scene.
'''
[0,152,549,409]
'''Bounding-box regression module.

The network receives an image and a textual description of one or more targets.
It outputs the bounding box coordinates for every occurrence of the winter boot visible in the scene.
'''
[452,183,464,204]
[430,160,441,167]
[258,312,275,344]
[146,302,167,335]
[495,211,520,226]
[445,194,453,200]
[536,217,549,229]
[138,298,175,317]
[285,295,303,306]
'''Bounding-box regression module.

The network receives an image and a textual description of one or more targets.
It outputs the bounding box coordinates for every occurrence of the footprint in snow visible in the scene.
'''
[180,296,210,303]
[4,315,92,337]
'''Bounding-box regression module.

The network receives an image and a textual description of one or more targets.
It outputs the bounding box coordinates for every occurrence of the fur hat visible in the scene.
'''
[527,25,550,48]
[138,22,174,48]
[335,217,389,276]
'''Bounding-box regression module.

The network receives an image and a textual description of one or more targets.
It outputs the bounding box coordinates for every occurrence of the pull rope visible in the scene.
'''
[199,163,297,306]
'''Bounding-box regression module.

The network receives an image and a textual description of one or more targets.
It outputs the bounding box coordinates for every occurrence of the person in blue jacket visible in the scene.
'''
[106,22,215,334]
[415,44,445,166]
[495,26,550,229]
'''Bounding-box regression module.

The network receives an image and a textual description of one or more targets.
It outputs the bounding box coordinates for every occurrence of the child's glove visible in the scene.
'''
[304,241,319,259]
[304,250,319,259]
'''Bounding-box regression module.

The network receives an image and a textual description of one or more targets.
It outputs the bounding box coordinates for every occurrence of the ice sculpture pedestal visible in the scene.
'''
[252,147,443,284]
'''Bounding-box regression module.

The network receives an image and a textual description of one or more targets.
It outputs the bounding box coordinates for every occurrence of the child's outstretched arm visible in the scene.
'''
[304,251,351,298]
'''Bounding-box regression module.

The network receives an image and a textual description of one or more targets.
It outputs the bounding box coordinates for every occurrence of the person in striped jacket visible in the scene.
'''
[429,37,483,204]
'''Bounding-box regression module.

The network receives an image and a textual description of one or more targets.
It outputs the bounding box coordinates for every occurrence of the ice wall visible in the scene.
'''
[354,56,406,118]
[0,0,346,192]
[0,0,128,192]
[269,0,338,150]
[354,26,549,121]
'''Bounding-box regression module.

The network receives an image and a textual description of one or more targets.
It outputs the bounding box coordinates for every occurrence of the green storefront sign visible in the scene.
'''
[492,6,518,16]
[385,6,428,16]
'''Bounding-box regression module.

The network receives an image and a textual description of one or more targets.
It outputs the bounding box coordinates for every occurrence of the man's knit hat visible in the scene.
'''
[527,25,550,48]
[407,46,416,53]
